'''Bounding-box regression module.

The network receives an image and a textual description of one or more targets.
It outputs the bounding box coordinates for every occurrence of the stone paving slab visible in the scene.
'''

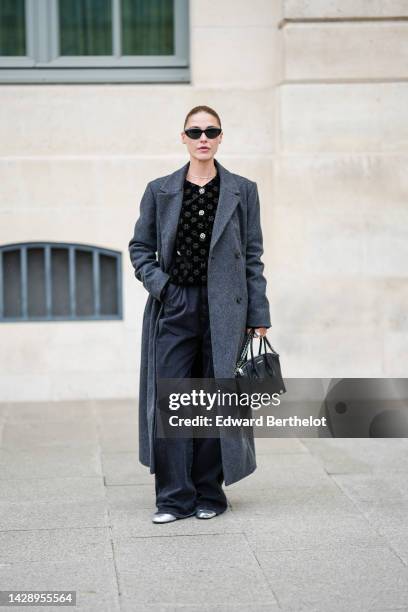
[0,447,102,479]
[332,471,408,503]
[0,476,105,503]
[114,532,278,607]
[102,451,153,485]
[242,512,388,552]
[345,497,408,564]
[106,483,156,508]
[0,402,9,420]
[5,400,96,423]
[228,479,390,552]
[110,507,240,540]
[225,453,332,491]
[115,532,264,571]
[0,527,112,564]
[1,421,98,449]
[118,567,279,609]
[94,398,138,422]
[0,500,109,531]
[120,605,280,612]
[97,421,139,452]
[254,545,408,611]
[0,559,120,612]
[119,605,280,612]
[300,438,408,474]
[253,437,309,454]
[227,480,357,514]
[354,498,408,537]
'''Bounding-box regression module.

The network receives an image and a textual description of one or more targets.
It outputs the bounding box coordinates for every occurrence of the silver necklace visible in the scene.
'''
[188,172,216,179]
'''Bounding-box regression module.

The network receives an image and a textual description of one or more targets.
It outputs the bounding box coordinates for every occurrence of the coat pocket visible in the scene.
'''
[162,282,181,306]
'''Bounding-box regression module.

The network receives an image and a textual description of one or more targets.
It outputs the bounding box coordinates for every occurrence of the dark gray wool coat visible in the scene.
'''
[128,157,271,486]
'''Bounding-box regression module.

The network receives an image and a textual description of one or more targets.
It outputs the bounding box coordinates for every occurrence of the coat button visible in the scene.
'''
[236,296,242,304]
[235,251,241,259]
[199,187,205,194]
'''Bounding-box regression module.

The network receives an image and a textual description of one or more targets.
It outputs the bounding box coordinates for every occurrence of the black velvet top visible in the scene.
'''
[166,170,220,286]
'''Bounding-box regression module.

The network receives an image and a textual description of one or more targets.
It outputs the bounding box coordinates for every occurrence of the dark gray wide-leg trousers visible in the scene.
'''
[154,282,228,518]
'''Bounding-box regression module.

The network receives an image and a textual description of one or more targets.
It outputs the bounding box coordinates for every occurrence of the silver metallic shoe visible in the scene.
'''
[152,512,178,524]
[196,508,217,519]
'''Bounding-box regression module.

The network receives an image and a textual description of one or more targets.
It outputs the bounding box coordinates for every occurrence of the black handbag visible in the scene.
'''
[234,329,286,394]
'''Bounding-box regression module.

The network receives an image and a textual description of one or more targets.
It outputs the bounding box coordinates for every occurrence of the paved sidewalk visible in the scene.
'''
[0,399,407,611]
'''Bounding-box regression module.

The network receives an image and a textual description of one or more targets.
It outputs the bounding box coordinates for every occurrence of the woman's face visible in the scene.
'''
[181,111,223,161]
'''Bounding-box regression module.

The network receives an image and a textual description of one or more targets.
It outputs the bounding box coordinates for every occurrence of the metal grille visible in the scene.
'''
[0,241,122,322]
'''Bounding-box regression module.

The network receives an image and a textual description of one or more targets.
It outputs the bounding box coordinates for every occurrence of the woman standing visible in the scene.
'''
[128,105,271,523]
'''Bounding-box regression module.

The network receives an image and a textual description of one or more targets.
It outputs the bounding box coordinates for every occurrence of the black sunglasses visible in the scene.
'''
[184,127,222,140]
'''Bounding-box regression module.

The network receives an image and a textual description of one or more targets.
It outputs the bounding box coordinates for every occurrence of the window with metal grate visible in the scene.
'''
[0,242,122,321]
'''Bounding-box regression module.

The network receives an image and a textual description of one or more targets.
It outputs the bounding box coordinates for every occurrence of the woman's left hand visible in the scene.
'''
[246,327,268,338]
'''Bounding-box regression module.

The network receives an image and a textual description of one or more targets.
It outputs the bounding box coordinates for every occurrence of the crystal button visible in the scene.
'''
[199,187,205,194]
[199,232,206,240]
[198,209,205,216]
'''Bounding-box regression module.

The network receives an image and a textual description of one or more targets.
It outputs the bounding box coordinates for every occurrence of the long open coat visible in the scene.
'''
[128,157,271,486]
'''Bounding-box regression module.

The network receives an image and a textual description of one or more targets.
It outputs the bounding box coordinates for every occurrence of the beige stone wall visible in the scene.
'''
[274,1,408,377]
[0,0,406,400]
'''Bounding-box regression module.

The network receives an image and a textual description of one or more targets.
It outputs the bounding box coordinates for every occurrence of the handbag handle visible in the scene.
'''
[238,331,272,364]
[236,329,277,376]
[241,329,254,361]
[236,329,261,378]
[248,333,262,379]
[259,335,279,356]
[258,335,279,378]
[235,329,254,373]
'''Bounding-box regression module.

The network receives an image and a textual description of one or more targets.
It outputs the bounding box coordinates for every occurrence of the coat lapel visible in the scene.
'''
[157,158,241,271]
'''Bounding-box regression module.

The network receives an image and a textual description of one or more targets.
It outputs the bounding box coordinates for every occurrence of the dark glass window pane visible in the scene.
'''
[0,0,26,56]
[59,0,112,56]
[3,250,21,317]
[27,248,46,317]
[122,0,174,56]
[100,254,118,315]
[75,250,94,316]
[51,248,70,316]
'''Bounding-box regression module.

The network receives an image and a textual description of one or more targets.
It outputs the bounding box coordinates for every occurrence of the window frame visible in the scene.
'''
[0,241,123,322]
[0,0,189,83]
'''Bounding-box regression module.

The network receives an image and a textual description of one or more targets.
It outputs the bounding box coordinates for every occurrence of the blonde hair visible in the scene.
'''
[183,105,222,130]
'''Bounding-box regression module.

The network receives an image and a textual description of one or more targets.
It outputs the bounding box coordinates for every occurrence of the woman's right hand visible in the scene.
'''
[246,327,268,338]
